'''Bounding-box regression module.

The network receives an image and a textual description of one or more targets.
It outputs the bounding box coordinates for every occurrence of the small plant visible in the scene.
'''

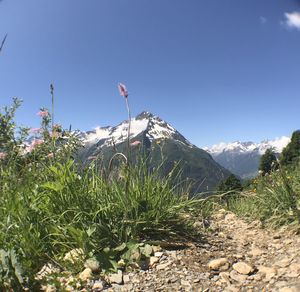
[0,249,28,290]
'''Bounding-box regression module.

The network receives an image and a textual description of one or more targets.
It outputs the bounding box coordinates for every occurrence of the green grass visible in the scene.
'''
[0,99,204,290]
[226,161,300,228]
[0,151,198,288]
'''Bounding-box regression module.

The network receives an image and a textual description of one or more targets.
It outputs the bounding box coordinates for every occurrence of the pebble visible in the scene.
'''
[84,258,100,272]
[230,270,248,282]
[78,268,93,282]
[207,258,229,270]
[232,262,254,275]
[154,251,164,257]
[278,288,299,292]
[109,270,123,284]
[92,280,104,291]
[156,262,171,270]
[258,266,277,281]
[249,247,264,257]
[123,274,130,284]
[219,272,231,284]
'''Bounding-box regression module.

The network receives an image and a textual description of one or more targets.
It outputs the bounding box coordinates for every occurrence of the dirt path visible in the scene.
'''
[108,210,300,292]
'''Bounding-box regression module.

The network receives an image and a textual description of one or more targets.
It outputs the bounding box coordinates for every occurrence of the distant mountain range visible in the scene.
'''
[78,111,231,193]
[204,137,290,180]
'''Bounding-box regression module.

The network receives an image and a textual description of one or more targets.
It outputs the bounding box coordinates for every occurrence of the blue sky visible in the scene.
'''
[0,0,299,147]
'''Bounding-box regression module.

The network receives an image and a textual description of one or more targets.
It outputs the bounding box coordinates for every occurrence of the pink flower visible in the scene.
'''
[0,152,7,159]
[28,139,44,151]
[47,153,54,158]
[130,141,141,147]
[118,83,129,98]
[30,127,42,134]
[53,124,61,130]
[32,139,43,147]
[51,131,61,138]
[37,110,49,117]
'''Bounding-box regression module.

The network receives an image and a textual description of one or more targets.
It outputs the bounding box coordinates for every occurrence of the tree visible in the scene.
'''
[280,130,300,167]
[217,174,243,193]
[259,148,278,175]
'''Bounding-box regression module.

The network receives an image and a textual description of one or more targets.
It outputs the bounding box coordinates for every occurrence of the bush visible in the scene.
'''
[217,174,243,193]
[280,130,300,167]
[259,148,278,175]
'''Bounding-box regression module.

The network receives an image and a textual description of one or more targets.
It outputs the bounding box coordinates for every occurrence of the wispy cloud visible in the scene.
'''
[282,11,300,30]
[260,16,267,24]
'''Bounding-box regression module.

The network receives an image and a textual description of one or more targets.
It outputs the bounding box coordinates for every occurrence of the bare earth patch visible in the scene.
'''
[107,210,300,292]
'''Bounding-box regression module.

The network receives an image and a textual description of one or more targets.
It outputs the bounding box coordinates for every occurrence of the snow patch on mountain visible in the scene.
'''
[258,136,291,154]
[84,127,111,143]
[204,136,290,155]
[80,111,193,148]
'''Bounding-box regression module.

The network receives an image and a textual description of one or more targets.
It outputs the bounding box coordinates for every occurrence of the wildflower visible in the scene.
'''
[30,127,42,134]
[53,124,62,131]
[0,152,7,159]
[47,153,54,158]
[118,83,129,98]
[51,131,61,138]
[130,140,141,147]
[28,139,44,151]
[32,139,43,147]
[37,110,49,117]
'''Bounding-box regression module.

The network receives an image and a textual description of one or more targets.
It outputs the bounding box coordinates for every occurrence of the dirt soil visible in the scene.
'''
[109,209,300,292]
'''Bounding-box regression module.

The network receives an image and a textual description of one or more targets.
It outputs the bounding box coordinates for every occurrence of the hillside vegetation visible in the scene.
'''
[225,132,300,228]
[0,97,212,290]
[0,95,299,290]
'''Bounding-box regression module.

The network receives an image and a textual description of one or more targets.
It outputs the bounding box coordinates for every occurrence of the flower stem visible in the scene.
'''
[50,84,54,130]
[125,97,131,162]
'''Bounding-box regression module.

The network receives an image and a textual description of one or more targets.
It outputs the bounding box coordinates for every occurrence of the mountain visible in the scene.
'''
[78,111,231,193]
[204,137,290,180]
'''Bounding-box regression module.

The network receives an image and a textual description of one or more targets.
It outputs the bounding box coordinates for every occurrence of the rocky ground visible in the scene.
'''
[42,210,300,291]
[105,210,300,292]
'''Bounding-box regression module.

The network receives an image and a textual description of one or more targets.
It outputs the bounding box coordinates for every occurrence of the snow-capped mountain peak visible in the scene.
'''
[204,136,290,155]
[203,136,291,180]
[81,111,193,148]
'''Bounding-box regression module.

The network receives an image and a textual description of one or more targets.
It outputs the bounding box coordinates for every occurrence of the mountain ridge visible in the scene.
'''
[204,136,290,155]
[78,111,230,193]
[204,136,290,179]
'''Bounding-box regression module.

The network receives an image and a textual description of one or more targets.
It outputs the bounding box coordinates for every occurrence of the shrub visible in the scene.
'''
[217,174,243,193]
[259,148,278,175]
[280,130,300,167]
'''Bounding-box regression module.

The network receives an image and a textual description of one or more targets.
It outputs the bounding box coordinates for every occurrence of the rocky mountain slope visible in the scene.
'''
[204,137,290,180]
[78,111,231,193]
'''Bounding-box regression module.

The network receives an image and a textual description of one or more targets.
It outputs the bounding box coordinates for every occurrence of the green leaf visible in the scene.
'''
[86,226,96,238]
[141,244,153,258]
[114,242,126,252]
